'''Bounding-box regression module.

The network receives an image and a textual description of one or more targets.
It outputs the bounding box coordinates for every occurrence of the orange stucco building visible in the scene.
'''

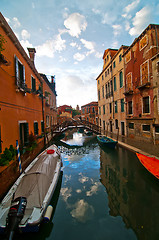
[0,13,57,153]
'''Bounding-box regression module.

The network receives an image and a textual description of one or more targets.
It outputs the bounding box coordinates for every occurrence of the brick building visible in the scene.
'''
[123,24,159,143]
[81,101,98,124]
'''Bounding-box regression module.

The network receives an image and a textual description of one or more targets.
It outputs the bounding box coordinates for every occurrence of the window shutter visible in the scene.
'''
[15,55,19,86]
[24,123,29,144]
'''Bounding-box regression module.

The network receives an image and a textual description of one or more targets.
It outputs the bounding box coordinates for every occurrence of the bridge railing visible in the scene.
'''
[50,118,101,135]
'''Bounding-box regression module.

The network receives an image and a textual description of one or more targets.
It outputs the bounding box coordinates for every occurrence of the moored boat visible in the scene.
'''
[97,135,117,149]
[0,144,62,238]
[136,153,159,179]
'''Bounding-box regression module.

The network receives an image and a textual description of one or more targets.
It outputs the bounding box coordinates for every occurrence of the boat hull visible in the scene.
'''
[136,153,159,179]
[0,144,62,233]
[97,135,117,149]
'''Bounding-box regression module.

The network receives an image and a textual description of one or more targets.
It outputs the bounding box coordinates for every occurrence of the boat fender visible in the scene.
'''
[47,149,55,154]
[44,205,53,223]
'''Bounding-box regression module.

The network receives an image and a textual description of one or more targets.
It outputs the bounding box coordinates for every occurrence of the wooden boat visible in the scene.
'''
[0,144,62,238]
[97,135,117,149]
[136,153,159,179]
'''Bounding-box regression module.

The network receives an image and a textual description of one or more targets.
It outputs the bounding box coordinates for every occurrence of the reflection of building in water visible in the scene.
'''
[100,147,159,240]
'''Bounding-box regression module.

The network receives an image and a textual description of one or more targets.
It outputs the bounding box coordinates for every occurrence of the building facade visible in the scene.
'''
[81,101,98,124]
[123,24,159,143]
[0,13,57,153]
[96,46,128,136]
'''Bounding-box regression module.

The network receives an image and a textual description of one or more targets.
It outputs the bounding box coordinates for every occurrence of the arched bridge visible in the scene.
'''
[51,119,101,138]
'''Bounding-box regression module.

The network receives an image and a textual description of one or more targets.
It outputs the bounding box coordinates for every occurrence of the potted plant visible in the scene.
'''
[0,34,8,65]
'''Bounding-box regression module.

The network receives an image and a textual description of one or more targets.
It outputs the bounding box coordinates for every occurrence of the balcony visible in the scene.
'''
[137,81,150,90]
[123,87,133,96]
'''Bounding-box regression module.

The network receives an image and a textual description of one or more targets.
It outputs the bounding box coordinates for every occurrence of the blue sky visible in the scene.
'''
[1,0,159,108]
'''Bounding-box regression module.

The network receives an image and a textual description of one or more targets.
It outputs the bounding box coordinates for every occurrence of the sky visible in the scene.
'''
[1,0,159,108]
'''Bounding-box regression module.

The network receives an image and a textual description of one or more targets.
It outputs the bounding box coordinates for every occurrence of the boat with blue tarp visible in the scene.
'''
[97,135,117,149]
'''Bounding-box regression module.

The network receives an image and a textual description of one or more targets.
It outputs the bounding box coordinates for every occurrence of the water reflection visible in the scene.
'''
[100,146,159,240]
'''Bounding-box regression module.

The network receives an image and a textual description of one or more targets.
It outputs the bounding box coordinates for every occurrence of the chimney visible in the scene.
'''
[51,75,55,83]
[27,48,36,65]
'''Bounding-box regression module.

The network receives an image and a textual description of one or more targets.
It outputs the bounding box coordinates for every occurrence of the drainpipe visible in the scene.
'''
[41,82,46,147]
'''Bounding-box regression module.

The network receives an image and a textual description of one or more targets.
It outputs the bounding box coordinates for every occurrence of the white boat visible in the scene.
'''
[0,144,62,238]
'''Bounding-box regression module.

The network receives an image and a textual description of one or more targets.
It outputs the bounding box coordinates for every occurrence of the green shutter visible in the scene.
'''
[120,71,123,88]
[19,123,23,145]
[114,77,116,91]
[121,99,124,112]
[24,123,29,144]
[41,121,44,133]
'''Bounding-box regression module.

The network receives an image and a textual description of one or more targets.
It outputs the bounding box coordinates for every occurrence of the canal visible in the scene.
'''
[13,131,159,240]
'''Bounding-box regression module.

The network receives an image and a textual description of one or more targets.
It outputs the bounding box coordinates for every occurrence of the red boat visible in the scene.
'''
[136,153,159,179]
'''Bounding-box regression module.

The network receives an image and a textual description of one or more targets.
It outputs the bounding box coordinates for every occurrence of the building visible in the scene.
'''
[81,101,98,124]
[96,46,128,136]
[40,74,57,129]
[0,12,57,153]
[123,24,159,143]
[57,105,73,123]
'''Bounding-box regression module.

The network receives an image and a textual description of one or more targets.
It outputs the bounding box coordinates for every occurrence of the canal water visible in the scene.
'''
[12,131,159,239]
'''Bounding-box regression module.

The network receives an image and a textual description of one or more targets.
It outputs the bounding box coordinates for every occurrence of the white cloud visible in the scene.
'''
[59,56,67,62]
[20,40,33,53]
[112,24,122,36]
[36,33,66,58]
[70,199,94,223]
[129,6,152,36]
[111,40,119,48]
[21,29,30,40]
[86,182,100,197]
[4,16,10,23]
[64,13,87,38]
[95,52,103,58]
[12,17,21,28]
[123,0,140,17]
[73,52,85,62]
[80,38,95,54]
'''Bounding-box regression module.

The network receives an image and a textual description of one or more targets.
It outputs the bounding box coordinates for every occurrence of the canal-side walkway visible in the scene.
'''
[108,133,159,158]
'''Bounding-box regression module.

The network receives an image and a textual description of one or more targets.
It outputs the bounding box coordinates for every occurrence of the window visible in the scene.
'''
[126,72,132,91]
[113,61,116,68]
[110,80,113,96]
[115,119,118,129]
[119,71,123,88]
[31,76,36,92]
[103,105,105,114]
[46,115,49,127]
[142,124,150,132]
[102,75,104,80]
[129,122,134,129]
[92,107,95,113]
[115,101,118,113]
[114,77,116,91]
[102,85,104,98]
[105,71,107,77]
[140,60,149,84]
[109,103,112,113]
[87,107,89,113]
[105,84,108,98]
[41,121,44,133]
[99,107,101,115]
[121,99,124,112]
[143,96,150,114]
[34,122,38,135]
[19,122,29,146]
[128,101,133,114]
[119,54,122,62]
[98,90,100,101]
[103,121,105,131]
[155,126,159,133]
[15,56,25,89]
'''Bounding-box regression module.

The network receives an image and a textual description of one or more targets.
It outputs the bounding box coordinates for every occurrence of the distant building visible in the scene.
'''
[57,105,73,122]
[81,102,98,124]
[0,12,57,153]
